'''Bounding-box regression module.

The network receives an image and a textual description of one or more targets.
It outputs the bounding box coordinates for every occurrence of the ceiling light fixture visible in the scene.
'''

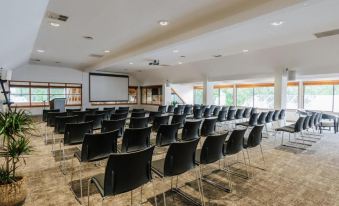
[242,49,249,53]
[271,21,284,26]
[36,49,45,53]
[50,22,60,27]
[158,20,169,26]
[83,36,94,40]
[129,62,134,65]
[173,49,179,53]
[178,62,183,65]
[104,50,110,53]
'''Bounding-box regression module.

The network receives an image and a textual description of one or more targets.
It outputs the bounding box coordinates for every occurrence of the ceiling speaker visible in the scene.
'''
[288,70,296,81]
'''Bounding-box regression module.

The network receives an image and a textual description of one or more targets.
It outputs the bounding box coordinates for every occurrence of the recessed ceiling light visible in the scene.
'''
[55,61,61,64]
[36,49,45,53]
[129,62,134,65]
[173,49,179,53]
[158,20,169,26]
[213,54,222,58]
[83,36,94,40]
[50,22,60,27]
[242,49,249,53]
[180,55,186,58]
[178,62,183,65]
[104,50,110,53]
[271,21,285,26]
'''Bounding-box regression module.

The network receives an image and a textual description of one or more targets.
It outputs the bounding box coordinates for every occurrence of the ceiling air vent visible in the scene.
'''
[314,29,339,38]
[46,11,69,22]
[89,54,104,58]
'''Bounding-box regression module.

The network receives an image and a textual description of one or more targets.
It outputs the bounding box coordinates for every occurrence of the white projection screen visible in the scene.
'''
[89,73,129,102]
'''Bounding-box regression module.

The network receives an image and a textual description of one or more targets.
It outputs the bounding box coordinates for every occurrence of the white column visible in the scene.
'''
[203,79,214,105]
[162,83,172,105]
[274,68,288,109]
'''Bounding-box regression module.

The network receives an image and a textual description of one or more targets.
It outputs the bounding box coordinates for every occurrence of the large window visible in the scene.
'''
[91,86,138,105]
[141,85,162,105]
[286,82,299,110]
[303,81,335,111]
[236,84,274,109]
[213,86,234,106]
[194,86,203,104]
[171,89,184,104]
[9,81,82,107]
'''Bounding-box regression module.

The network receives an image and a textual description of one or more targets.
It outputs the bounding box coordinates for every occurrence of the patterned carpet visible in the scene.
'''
[20,121,339,206]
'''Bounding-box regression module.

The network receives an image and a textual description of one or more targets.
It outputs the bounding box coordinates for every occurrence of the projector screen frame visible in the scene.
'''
[89,72,129,102]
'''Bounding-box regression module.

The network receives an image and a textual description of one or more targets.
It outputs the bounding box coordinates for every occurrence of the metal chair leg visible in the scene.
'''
[87,179,91,206]
[151,180,158,206]
[162,177,167,206]
[79,163,83,200]
[241,150,250,178]
[259,144,266,169]
[196,167,205,206]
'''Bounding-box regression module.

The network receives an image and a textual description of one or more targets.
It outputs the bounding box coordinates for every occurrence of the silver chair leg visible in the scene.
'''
[87,179,91,206]
[162,177,167,206]
[196,167,205,206]
[259,144,266,169]
[151,180,158,206]
[241,150,250,178]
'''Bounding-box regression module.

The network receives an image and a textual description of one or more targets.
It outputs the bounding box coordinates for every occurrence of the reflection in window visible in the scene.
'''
[254,87,274,109]
[286,84,298,109]
[304,85,333,111]
[236,88,254,107]
[194,87,203,104]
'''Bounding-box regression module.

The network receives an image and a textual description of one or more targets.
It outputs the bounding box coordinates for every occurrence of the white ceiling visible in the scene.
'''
[0,0,48,69]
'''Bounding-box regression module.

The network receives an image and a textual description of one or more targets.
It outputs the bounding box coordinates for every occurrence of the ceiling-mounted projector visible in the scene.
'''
[149,59,160,66]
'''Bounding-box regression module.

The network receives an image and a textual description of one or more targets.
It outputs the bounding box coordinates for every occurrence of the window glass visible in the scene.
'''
[194,89,203,104]
[286,85,298,109]
[220,88,234,106]
[213,89,220,105]
[334,85,339,112]
[236,88,253,107]
[254,87,274,109]
[304,85,333,111]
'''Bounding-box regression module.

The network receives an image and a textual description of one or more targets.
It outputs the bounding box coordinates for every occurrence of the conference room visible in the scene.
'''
[1,0,339,205]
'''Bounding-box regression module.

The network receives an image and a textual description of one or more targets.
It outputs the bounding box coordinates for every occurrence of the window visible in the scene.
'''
[334,85,339,112]
[286,82,299,110]
[303,81,335,111]
[9,81,82,107]
[236,83,274,109]
[213,89,219,105]
[91,86,138,105]
[141,85,162,105]
[171,89,184,104]
[212,85,234,106]
[193,86,203,104]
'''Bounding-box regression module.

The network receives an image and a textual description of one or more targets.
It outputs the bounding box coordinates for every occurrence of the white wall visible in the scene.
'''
[171,84,194,104]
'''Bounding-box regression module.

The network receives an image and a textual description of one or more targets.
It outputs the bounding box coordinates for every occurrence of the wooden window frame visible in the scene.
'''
[140,85,163,105]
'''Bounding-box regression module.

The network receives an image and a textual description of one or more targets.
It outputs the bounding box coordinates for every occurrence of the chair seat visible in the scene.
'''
[275,126,295,133]
[151,159,165,177]
[91,174,105,197]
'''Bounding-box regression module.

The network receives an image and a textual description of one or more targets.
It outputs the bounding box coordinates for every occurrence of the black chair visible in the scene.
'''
[209,105,216,114]
[73,111,92,123]
[234,108,245,122]
[115,109,129,114]
[152,115,170,132]
[278,109,286,126]
[223,128,249,179]
[110,112,128,120]
[257,112,268,125]
[243,125,265,175]
[203,108,212,118]
[151,138,204,206]
[131,111,146,118]
[103,107,116,117]
[229,106,236,110]
[87,146,156,206]
[275,116,307,149]
[85,108,99,114]
[216,110,227,131]
[183,105,193,115]
[195,132,230,192]
[66,108,81,116]
[237,112,259,128]
[193,104,201,111]
[129,117,149,129]
[213,106,221,117]
[171,114,186,129]
[242,107,252,120]
[250,108,258,116]
[47,112,67,127]
[200,117,217,136]
[320,113,338,134]
[193,108,203,119]
[43,109,60,122]
[155,123,180,146]
[118,106,129,111]
[101,119,126,137]
[55,115,77,134]
[132,108,144,113]
[121,127,151,153]
[182,120,201,141]
[272,110,281,128]
[225,109,236,129]
[174,107,184,115]
[71,130,119,201]
[167,105,175,113]
[84,113,105,130]
[95,110,111,120]
[264,111,274,134]
[148,111,162,124]
[221,106,229,112]
[158,105,167,114]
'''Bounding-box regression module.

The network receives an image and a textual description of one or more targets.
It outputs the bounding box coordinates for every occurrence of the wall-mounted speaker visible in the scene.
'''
[288,70,297,81]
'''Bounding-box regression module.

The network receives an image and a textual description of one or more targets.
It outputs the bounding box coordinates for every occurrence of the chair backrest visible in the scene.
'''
[121,127,151,152]
[272,110,281,121]
[250,108,258,116]
[110,112,128,120]
[171,114,186,128]
[47,112,67,127]
[223,129,246,155]
[54,115,77,134]
[183,105,193,115]
[132,108,144,113]
[193,108,203,119]
[148,111,162,123]
[235,108,245,119]
[167,105,175,113]
[257,112,268,125]
[158,105,167,114]
[174,107,183,115]
[152,115,170,132]
[95,110,111,120]
[103,107,116,117]
[229,106,236,110]
[246,125,264,148]
[265,111,274,123]
[131,112,146,118]
[72,110,92,123]
[213,106,221,116]
[66,108,81,116]
[209,105,216,113]
[303,115,311,130]
[193,104,201,111]
[163,138,200,176]
[115,109,129,114]
[64,121,93,145]
[200,118,217,136]
[227,109,236,120]
[43,109,60,122]
[84,113,105,130]
[101,119,126,136]
[200,105,207,113]
[80,130,119,162]
[182,120,201,141]
[203,108,211,118]
[156,123,180,146]
[86,108,99,114]
[278,109,286,120]
[242,107,252,118]
[103,146,155,196]
[199,132,228,164]
[221,106,229,112]
[217,110,227,122]
[248,112,260,126]
[309,113,316,128]
[314,112,321,126]
[129,117,149,129]
[294,116,306,132]
[118,107,129,111]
